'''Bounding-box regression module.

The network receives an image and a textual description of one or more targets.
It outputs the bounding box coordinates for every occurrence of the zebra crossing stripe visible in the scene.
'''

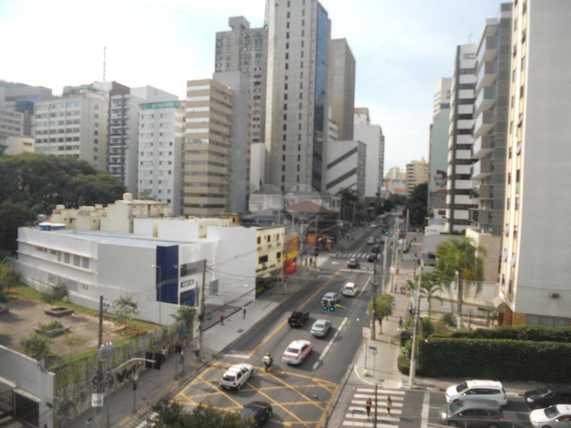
[355,388,405,395]
[345,413,401,423]
[354,394,404,400]
[351,400,404,408]
[348,406,402,415]
[342,421,398,427]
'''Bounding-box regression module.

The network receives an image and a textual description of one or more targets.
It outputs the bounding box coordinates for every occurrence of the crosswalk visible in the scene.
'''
[332,251,376,261]
[342,387,405,428]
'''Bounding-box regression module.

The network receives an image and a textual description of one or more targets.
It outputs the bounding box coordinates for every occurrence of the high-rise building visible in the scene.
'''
[0,109,24,141]
[445,44,477,234]
[250,143,267,193]
[325,140,365,198]
[183,79,233,217]
[406,160,429,194]
[472,5,512,236]
[33,87,109,171]
[138,100,185,215]
[354,108,385,197]
[327,109,338,143]
[327,38,356,140]
[264,0,331,192]
[498,0,571,327]
[428,78,452,215]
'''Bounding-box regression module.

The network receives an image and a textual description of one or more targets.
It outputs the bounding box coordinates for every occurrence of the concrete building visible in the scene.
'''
[325,140,366,198]
[213,71,251,214]
[353,108,385,197]
[406,159,429,194]
[472,5,512,236]
[138,100,185,214]
[428,78,452,216]
[498,0,571,327]
[1,135,34,155]
[327,38,356,140]
[264,0,331,192]
[385,166,405,180]
[183,79,233,217]
[33,87,109,171]
[255,226,286,281]
[0,80,53,136]
[0,108,24,144]
[445,44,477,234]
[250,142,267,193]
[327,110,338,143]
[215,16,267,146]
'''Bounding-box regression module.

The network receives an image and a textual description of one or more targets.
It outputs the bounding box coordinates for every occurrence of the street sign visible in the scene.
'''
[362,327,370,338]
[369,345,377,354]
[91,393,104,408]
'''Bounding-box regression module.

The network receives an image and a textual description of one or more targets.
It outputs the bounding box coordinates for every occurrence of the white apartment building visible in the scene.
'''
[445,44,477,234]
[138,100,185,215]
[250,142,267,193]
[353,108,385,197]
[265,0,331,192]
[498,0,571,327]
[33,89,109,170]
[0,108,24,142]
[432,78,451,118]
[325,140,366,198]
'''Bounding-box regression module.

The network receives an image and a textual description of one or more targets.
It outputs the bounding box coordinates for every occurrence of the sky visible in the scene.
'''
[0,0,504,171]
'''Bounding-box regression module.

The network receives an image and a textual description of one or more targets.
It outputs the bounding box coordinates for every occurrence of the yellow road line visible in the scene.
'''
[318,383,340,426]
[247,382,309,425]
[265,372,325,410]
[278,368,337,387]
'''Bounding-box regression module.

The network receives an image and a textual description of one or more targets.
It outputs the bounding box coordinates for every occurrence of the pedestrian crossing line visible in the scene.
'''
[342,421,398,427]
[354,394,403,400]
[345,413,401,423]
[355,388,405,395]
[351,401,404,408]
[348,406,402,415]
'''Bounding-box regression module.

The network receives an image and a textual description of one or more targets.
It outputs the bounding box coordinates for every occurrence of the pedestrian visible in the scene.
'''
[387,394,392,416]
[242,306,247,320]
[365,398,372,419]
[398,317,403,329]
[220,313,224,325]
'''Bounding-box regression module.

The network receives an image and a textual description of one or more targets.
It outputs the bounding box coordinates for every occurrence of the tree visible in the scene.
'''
[407,272,444,318]
[153,401,249,428]
[0,201,36,254]
[406,183,428,228]
[172,306,196,327]
[112,296,139,325]
[369,293,395,333]
[435,237,485,327]
[21,333,51,361]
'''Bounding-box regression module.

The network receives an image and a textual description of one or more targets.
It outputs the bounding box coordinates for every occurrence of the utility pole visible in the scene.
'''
[374,384,378,428]
[198,259,207,359]
[371,258,378,340]
[96,296,104,428]
[408,260,423,388]
[381,238,389,293]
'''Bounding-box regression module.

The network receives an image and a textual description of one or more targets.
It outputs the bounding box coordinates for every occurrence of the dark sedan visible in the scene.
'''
[524,385,571,410]
[241,401,272,427]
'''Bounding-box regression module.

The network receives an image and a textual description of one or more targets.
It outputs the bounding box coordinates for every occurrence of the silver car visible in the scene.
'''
[311,319,332,338]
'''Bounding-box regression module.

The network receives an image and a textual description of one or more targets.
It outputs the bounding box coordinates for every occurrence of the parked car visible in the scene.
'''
[219,364,254,390]
[347,257,360,269]
[282,340,312,365]
[525,386,571,410]
[288,311,309,328]
[321,292,340,307]
[311,319,332,338]
[530,404,571,428]
[367,253,378,263]
[371,245,381,254]
[241,401,273,427]
[441,399,505,427]
[366,237,375,245]
[445,380,508,407]
[342,282,357,297]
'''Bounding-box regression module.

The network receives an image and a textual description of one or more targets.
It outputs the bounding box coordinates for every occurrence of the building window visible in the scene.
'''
[257,237,261,244]
[258,255,269,264]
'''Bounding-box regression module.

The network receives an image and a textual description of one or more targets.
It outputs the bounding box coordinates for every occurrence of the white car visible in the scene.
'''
[445,380,508,407]
[530,404,571,428]
[219,363,254,390]
[282,340,312,365]
[342,282,357,297]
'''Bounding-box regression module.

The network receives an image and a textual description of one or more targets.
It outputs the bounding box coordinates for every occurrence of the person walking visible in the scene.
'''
[386,394,392,416]
[365,398,372,419]
[220,313,224,325]
[242,306,247,320]
[398,317,403,329]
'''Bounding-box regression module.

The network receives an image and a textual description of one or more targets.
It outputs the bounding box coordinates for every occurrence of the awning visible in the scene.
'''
[13,388,41,403]
[0,375,16,389]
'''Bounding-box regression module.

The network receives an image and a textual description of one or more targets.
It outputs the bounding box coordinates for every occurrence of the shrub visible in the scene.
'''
[449,326,571,343]
[21,333,51,360]
[421,317,435,338]
[419,337,571,382]
[37,320,64,334]
[441,313,457,328]
[398,354,410,375]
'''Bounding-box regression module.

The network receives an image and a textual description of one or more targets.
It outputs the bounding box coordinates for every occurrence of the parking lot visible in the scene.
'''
[175,362,337,427]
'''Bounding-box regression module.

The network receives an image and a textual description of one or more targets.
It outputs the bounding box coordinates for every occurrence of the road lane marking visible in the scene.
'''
[265,371,325,409]
[421,391,429,428]
[312,316,349,370]
[223,353,251,359]
[247,381,308,424]
[358,277,372,297]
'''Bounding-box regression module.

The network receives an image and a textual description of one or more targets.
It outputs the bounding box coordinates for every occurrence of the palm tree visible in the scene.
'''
[407,272,443,318]
[435,237,485,327]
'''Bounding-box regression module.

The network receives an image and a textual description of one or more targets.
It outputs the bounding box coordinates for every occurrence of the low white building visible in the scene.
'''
[1,135,34,155]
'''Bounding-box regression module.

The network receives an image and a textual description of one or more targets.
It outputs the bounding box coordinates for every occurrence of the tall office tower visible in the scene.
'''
[264,0,331,193]
[183,79,233,217]
[406,159,429,195]
[33,86,109,171]
[138,100,185,215]
[472,4,512,236]
[327,38,356,140]
[428,78,452,215]
[108,84,176,192]
[445,44,477,234]
[497,0,571,327]
[214,71,251,213]
[354,108,385,197]
[325,140,366,198]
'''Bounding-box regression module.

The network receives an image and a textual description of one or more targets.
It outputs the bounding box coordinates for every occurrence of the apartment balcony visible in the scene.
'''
[475,85,496,116]
[480,35,498,62]
[476,60,497,92]
[473,135,494,159]
[474,110,495,138]
[471,160,492,181]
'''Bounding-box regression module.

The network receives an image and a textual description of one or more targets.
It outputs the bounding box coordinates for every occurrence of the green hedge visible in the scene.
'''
[448,326,571,343]
[420,338,571,382]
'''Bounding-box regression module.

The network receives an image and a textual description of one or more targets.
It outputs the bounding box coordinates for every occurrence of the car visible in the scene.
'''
[445,380,508,407]
[524,386,571,410]
[219,363,254,390]
[311,319,332,337]
[367,253,378,262]
[342,282,357,297]
[347,257,360,269]
[282,340,312,365]
[371,245,381,254]
[441,399,505,427]
[366,237,375,245]
[241,401,273,427]
[370,223,377,228]
[288,311,309,328]
[530,404,571,428]
[321,292,340,307]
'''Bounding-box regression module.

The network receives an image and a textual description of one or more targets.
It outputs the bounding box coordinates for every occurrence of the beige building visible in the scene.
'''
[183,79,233,217]
[1,136,34,155]
[405,160,429,194]
[256,226,286,280]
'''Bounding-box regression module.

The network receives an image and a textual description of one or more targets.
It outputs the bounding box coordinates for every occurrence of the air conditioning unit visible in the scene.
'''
[549,293,560,299]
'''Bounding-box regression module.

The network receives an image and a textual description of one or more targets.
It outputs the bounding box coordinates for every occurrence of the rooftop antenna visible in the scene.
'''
[102,46,107,82]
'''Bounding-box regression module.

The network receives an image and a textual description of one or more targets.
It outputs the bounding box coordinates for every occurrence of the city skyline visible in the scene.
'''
[1,0,504,170]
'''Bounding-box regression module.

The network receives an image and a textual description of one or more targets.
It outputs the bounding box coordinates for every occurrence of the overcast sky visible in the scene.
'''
[1,0,504,170]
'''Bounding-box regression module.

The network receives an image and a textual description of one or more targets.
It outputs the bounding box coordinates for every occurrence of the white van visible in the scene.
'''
[342,282,357,297]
